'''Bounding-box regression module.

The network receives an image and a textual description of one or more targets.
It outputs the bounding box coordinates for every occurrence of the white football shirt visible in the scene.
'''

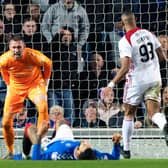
[119,27,162,86]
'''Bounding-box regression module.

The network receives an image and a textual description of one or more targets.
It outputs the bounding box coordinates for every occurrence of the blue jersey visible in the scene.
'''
[31,139,120,160]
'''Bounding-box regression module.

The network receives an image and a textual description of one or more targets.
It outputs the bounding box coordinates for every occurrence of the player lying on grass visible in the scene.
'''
[20,120,121,160]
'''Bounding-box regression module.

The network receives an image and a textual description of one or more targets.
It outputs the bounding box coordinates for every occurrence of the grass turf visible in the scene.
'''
[0,159,168,168]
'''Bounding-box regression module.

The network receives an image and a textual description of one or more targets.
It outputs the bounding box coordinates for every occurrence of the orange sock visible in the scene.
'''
[2,116,14,154]
[37,101,49,128]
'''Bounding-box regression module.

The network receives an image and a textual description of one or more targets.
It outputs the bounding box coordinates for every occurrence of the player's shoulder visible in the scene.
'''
[0,50,12,58]
[119,36,130,47]
[25,47,38,53]
[25,48,43,56]
[0,51,13,63]
[138,28,155,38]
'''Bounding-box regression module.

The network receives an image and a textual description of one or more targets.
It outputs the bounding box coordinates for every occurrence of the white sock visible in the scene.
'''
[122,118,134,151]
[151,112,167,130]
[22,152,29,159]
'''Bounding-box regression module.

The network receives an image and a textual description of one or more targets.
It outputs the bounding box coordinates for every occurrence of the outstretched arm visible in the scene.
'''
[108,57,130,88]
[94,133,122,160]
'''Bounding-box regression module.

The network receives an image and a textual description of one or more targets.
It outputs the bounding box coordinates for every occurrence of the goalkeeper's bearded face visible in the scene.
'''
[9,40,25,60]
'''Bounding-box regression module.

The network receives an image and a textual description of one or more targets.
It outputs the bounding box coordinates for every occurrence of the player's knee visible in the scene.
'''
[124,104,136,116]
[124,109,135,117]
[2,121,12,130]
[148,112,155,120]
[2,115,13,128]
[37,102,48,113]
[34,95,47,104]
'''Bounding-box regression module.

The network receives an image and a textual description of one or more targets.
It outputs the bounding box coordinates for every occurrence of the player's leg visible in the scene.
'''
[22,123,33,159]
[1,89,25,159]
[52,124,74,141]
[145,83,168,145]
[26,121,48,160]
[121,103,136,159]
[28,83,49,128]
[146,100,166,129]
[1,113,14,159]
[121,84,143,159]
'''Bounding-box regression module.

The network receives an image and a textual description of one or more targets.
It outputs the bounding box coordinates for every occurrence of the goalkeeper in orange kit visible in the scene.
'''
[0,35,52,159]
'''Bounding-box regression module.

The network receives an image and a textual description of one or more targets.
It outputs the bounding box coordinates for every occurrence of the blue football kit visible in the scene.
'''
[30,139,120,160]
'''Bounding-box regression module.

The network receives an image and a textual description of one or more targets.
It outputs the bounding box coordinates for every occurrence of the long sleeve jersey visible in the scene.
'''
[0,48,52,89]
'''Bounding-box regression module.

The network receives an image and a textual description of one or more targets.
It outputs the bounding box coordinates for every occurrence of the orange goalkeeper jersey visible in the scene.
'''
[0,48,52,90]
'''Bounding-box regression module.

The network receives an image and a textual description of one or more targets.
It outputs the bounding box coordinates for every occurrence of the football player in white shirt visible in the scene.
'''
[107,11,168,159]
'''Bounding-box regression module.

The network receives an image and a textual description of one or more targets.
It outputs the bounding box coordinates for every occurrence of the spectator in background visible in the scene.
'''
[98,87,124,128]
[31,0,58,12]
[1,2,21,41]
[0,19,7,54]
[49,105,70,129]
[98,87,144,128]
[3,0,31,15]
[161,86,168,122]
[158,35,168,56]
[48,26,80,125]
[158,35,168,86]
[73,99,107,128]
[108,16,125,67]
[79,51,116,107]
[21,17,49,55]
[13,108,36,128]
[81,0,113,61]
[25,2,44,32]
[81,0,113,33]
[41,0,90,58]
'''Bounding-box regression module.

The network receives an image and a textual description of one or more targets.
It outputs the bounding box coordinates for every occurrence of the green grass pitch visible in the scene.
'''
[0,159,168,168]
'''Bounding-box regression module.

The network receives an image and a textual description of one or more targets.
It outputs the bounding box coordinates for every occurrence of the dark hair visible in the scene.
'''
[90,51,105,61]
[60,26,75,43]
[82,99,97,114]
[78,148,96,160]
[23,16,37,24]
[9,35,24,42]
[52,26,76,49]
[3,2,16,12]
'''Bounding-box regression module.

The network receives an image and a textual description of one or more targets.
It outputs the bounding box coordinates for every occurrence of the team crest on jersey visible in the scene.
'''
[51,152,59,160]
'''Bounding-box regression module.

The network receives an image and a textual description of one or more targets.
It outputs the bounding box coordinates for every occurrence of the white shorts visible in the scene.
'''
[123,81,161,106]
[41,124,74,149]
[50,124,74,142]
[55,124,74,140]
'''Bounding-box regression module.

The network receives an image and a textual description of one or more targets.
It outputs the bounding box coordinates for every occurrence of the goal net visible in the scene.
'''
[0,0,168,159]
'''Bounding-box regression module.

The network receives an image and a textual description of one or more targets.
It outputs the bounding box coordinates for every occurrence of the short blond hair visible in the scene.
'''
[49,105,64,115]
[121,11,136,26]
